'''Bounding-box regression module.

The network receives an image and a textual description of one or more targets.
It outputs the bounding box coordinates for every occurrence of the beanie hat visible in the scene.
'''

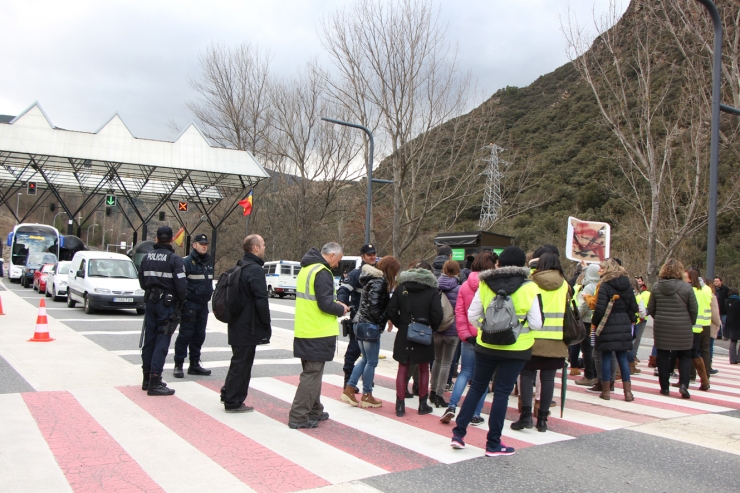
[498,246,526,267]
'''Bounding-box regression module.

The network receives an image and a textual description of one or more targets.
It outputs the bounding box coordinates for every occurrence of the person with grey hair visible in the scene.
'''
[288,242,349,429]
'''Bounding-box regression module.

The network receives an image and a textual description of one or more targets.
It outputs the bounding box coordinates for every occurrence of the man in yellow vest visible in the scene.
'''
[289,242,349,429]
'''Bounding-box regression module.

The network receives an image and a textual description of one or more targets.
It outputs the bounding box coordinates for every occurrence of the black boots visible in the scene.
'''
[510,406,533,430]
[396,397,406,417]
[536,410,548,432]
[418,396,433,415]
[142,370,150,391]
[147,374,175,396]
[429,391,437,403]
[173,363,184,379]
[433,394,448,408]
[188,361,211,376]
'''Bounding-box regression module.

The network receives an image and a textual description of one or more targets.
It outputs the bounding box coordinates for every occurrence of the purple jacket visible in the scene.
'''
[437,274,460,336]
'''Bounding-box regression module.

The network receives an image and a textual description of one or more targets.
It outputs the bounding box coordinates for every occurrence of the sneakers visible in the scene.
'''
[586,381,603,393]
[450,436,466,449]
[341,385,359,406]
[288,420,318,429]
[360,393,382,408]
[225,404,254,413]
[470,416,485,426]
[575,377,596,386]
[485,443,516,457]
[440,406,456,424]
[569,367,581,376]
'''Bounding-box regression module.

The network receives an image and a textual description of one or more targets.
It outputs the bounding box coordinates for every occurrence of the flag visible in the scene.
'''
[173,227,185,247]
[239,190,253,216]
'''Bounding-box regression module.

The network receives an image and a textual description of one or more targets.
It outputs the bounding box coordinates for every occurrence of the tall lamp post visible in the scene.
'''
[86,224,98,245]
[102,229,113,250]
[15,193,22,224]
[694,0,740,280]
[321,117,392,245]
[52,212,66,230]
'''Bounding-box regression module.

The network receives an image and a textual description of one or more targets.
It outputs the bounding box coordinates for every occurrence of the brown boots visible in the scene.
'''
[629,361,641,374]
[648,356,657,368]
[599,381,610,400]
[693,358,710,391]
[361,392,382,408]
[341,385,359,406]
[623,381,634,401]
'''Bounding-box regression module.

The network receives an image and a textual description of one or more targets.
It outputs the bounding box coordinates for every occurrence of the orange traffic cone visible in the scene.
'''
[0,294,4,315]
[28,299,54,342]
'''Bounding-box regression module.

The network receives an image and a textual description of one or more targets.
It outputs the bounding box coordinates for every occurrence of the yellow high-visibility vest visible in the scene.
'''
[692,286,710,334]
[294,263,339,339]
[535,281,569,340]
[475,281,540,351]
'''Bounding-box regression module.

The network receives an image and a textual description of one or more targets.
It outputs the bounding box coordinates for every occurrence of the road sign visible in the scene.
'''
[27,182,37,195]
[105,195,117,207]
[178,201,188,212]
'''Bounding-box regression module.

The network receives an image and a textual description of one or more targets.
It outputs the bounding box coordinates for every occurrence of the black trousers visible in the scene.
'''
[222,345,257,410]
[174,301,209,365]
[343,333,361,374]
[658,349,690,391]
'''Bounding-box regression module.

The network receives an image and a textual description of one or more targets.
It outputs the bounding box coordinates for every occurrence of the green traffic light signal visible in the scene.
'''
[105,195,116,207]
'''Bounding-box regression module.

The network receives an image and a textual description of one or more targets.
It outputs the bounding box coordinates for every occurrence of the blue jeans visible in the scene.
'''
[601,350,630,383]
[448,342,487,416]
[347,338,380,394]
[453,351,526,450]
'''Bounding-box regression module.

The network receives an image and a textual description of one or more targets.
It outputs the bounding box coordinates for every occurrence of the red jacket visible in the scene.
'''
[455,271,480,341]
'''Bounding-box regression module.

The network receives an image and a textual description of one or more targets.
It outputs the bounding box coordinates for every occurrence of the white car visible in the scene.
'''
[66,251,146,314]
[46,261,71,302]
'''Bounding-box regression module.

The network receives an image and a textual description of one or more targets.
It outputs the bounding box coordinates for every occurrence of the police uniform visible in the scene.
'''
[139,226,187,396]
[173,234,214,377]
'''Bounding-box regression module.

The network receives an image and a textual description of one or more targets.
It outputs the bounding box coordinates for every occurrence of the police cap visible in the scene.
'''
[360,244,376,255]
[157,225,173,242]
[194,234,208,244]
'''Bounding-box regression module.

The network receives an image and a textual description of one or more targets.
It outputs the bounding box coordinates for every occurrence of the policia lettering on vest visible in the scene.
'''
[138,226,188,397]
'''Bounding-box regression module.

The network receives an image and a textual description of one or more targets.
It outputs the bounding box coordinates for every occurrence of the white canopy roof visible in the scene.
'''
[0,102,268,201]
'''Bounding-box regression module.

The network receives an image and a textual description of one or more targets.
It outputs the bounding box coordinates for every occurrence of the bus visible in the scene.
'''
[5,223,85,282]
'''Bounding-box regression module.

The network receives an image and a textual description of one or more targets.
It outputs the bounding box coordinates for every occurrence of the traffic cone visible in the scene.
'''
[0,294,4,315]
[28,299,54,342]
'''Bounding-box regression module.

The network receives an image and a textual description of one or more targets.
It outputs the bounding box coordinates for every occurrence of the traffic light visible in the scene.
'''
[178,201,188,212]
[159,211,166,221]
[27,182,37,195]
[105,195,117,207]
[50,203,56,212]
[106,207,111,217]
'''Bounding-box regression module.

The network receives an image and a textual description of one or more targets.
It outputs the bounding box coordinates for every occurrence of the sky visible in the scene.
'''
[0,0,626,142]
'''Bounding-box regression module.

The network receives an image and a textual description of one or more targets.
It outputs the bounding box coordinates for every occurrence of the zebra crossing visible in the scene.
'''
[2,358,739,493]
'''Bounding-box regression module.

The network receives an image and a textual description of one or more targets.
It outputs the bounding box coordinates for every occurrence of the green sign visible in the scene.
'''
[105,195,117,207]
[451,248,465,261]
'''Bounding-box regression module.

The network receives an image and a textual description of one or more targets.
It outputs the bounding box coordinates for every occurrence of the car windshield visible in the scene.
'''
[58,264,70,274]
[28,253,57,266]
[88,259,138,279]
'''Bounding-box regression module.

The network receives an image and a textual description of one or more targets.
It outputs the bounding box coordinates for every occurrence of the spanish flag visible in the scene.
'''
[173,227,186,247]
[238,190,253,216]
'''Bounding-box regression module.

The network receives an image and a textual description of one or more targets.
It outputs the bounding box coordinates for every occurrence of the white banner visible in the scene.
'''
[565,216,610,263]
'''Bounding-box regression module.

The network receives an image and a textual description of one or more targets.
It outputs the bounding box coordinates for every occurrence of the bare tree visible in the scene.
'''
[321,0,489,259]
[562,0,740,281]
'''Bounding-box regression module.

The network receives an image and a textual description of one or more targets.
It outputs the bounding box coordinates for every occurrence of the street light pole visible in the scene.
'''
[103,229,113,250]
[52,212,66,230]
[16,193,21,224]
[86,224,98,245]
[321,117,376,245]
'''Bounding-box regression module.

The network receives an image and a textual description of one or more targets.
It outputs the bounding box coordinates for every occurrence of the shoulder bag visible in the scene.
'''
[401,284,433,345]
[563,287,586,345]
[439,292,455,331]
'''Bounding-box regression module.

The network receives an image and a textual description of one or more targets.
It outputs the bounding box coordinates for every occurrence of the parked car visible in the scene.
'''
[21,252,57,288]
[66,251,145,314]
[46,261,71,302]
[33,264,55,293]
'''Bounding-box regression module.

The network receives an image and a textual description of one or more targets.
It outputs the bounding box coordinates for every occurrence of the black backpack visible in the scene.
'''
[563,288,586,345]
[212,260,249,323]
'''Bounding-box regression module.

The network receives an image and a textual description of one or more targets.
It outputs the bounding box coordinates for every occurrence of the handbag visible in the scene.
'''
[563,289,586,345]
[355,322,380,342]
[439,292,455,332]
[401,284,433,345]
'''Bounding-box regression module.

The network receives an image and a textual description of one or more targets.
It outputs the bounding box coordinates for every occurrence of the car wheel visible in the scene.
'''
[268,287,274,298]
[67,293,77,308]
[136,308,145,315]
[84,295,94,314]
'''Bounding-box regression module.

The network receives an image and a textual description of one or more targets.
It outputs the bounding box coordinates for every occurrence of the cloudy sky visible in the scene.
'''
[0,0,626,142]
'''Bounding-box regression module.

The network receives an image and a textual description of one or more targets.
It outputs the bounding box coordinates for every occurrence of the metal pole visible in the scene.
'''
[321,117,374,245]
[86,224,98,245]
[103,229,113,250]
[695,0,722,280]
[16,193,21,224]
[52,211,66,229]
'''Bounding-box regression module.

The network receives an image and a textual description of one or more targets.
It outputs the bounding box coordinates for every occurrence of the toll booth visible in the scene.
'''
[433,231,515,263]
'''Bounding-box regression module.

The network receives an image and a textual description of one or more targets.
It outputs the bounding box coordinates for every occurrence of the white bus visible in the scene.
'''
[263,260,301,298]
[6,223,61,282]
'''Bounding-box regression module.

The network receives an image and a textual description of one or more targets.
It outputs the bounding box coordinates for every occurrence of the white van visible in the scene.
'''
[332,256,362,290]
[66,251,146,314]
[263,260,301,298]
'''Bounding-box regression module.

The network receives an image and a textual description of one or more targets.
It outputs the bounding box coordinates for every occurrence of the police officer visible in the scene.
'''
[173,233,214,378]
[139,226,188,396]
[337,244,377,388]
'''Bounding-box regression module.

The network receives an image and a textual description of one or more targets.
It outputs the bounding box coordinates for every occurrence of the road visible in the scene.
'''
[1,277,739,493]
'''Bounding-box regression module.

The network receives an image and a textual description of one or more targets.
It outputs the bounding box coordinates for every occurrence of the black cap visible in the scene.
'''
[360,244,377,255]
[194,234,208,245]
[156,226,173,242]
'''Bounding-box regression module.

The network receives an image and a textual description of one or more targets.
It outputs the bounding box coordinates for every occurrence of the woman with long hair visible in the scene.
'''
[341,256,400,408]
[591,258,639,401]
[430,260,463,407]
[647,259,697,396]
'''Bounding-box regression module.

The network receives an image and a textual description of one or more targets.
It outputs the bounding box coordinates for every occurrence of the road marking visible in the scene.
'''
[162,358,302,370]
[113,346,278,356]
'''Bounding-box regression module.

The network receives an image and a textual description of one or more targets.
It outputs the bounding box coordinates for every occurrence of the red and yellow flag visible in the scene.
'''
[238,190,253,216]
[173,227,186,247]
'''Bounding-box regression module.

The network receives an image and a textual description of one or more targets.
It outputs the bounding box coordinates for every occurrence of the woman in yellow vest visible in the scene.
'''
[450,246,542,457]
[511,252,569,433]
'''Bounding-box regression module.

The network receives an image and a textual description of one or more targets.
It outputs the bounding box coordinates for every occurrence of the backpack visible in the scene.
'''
[480,282,530,346]
[563,288,586,345]
[212,260,249,323]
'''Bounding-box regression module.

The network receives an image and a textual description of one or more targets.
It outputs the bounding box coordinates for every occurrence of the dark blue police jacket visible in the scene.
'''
[183,248,214,305]
[138,243,187,301]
